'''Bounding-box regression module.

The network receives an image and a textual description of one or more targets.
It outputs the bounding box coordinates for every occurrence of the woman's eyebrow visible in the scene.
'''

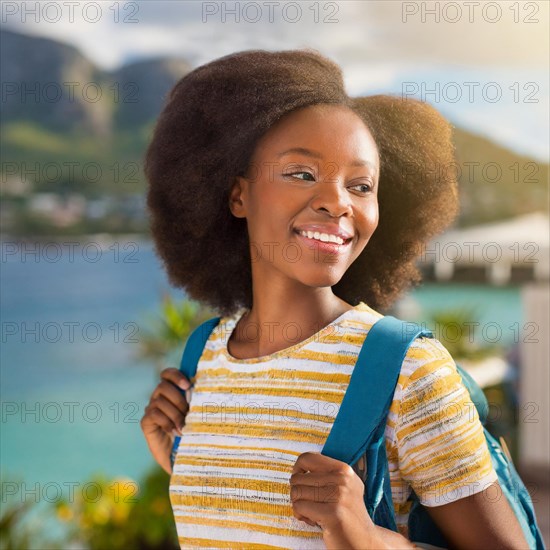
[277,147,376,170]
[277,147,323,160]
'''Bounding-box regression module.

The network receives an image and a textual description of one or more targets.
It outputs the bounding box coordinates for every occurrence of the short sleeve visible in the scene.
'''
[395,337,499,507]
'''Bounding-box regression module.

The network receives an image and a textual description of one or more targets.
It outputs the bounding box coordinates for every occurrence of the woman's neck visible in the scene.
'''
[229,291,354,359]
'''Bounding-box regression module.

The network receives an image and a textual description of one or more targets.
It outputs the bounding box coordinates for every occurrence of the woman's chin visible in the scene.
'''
[293,268,346,289]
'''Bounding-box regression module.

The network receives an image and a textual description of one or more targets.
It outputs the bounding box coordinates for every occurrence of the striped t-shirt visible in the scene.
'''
[169,301,498,549]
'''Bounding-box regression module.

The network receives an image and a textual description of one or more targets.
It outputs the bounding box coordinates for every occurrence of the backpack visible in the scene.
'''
[170,314,546,550]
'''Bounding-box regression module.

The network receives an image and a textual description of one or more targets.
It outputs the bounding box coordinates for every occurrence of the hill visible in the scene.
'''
[1,28,547,235]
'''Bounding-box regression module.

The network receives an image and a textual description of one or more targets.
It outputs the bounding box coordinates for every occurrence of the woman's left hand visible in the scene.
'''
[289,451,385,550]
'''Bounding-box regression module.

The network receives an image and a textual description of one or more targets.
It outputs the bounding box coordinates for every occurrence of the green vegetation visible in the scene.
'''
[136,295,218,375]
[0,468,180,550]
[0,475,64,550]
[424,305,504,360]
[53,468,179,550]
[1,121,151,196]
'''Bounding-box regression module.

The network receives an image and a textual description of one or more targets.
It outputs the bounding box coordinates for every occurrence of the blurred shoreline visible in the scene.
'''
[1,232,153,246]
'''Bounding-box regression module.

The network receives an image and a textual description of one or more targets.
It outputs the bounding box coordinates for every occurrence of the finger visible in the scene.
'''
[289,471,342,488]
[141,406,177,435]
[160,367,192,391]
[147,394,187,434]
[292,451,348,475]
[291,498,331,528]
[290,481,341,505]
[151,380,189,413]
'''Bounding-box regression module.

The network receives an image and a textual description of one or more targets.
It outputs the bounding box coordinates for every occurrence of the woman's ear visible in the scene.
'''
[228,176,248,218]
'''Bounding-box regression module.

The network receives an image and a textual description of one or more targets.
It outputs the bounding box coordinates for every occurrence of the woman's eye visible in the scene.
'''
[282,173,373,192]
[283,172,315,181]
[351,183,373,194]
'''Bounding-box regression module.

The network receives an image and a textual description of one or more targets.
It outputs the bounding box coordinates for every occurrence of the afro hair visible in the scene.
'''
[144,48,459,317]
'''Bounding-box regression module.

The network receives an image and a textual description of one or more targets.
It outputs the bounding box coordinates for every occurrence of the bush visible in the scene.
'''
[54,466,178,550]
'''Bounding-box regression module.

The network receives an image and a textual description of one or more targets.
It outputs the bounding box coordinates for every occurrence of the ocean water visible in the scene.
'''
[1,240,173,482]
[0,238,524,538]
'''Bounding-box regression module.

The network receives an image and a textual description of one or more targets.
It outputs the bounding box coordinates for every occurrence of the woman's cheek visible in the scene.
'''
[364,201,379,232]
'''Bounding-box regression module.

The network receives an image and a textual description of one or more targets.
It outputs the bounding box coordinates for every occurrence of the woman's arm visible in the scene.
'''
[423,480,529,550]
[364,525,419,549]
[392,338,531,550]
[320,480,530,550]
[293,341,532,549]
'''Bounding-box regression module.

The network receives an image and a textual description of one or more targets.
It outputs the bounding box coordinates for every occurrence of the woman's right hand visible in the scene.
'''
[140,367,192,475]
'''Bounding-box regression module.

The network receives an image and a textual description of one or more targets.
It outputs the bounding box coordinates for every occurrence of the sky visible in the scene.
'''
[2,0,549,161]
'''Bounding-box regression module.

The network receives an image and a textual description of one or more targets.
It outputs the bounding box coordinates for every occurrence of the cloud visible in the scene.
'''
[2,0,548,160]
[4,1,548,70]
[363,0,549,68]
[392,65,549,162]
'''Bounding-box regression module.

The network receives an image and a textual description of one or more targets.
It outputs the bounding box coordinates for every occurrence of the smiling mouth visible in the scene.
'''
[293,229,353,253]
[293,229,352,244]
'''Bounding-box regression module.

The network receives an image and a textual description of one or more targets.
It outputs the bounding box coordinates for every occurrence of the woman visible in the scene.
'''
[140,48,528,549]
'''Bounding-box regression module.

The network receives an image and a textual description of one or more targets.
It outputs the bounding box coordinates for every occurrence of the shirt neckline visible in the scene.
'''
[220,301,368,364]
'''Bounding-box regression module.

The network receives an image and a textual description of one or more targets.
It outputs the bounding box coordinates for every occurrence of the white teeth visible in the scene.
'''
[298,230,345,245]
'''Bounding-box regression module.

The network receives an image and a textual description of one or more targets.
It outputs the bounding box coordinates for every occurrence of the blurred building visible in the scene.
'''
[418,212,550,285]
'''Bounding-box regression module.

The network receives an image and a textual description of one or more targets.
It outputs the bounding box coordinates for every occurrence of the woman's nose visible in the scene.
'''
[310,178,352,217]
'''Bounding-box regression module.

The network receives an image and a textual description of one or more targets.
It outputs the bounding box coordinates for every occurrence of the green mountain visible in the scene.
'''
[0,28,191,204]
[1,28,547,234]
[452,128,548,226]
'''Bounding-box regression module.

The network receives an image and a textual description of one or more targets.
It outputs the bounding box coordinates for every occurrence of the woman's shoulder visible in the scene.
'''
[402,329,456,368]
[390,334,469,439]
[348,306,461,403]
[346,304,458,376]
[356,304,459,384]
[399,333,460,394]
[341,307,466,451]
[207,308,247,342]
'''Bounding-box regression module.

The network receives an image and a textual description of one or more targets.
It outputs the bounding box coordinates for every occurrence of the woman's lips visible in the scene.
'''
[293,230,352,254]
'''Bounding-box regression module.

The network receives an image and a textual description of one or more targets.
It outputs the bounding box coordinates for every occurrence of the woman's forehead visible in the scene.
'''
[250,106,379,167]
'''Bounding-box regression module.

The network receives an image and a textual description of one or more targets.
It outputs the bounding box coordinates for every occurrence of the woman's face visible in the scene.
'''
[229,103,380,290]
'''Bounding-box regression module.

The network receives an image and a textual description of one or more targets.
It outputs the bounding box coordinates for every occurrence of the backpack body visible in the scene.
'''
[170,314,546,549]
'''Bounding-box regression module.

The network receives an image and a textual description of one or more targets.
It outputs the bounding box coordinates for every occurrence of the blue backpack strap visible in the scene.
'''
[321,315,433,465]
[178,317,222,379]
[170,316,221,469]
[456,364,489,425]
[321,315,433,532]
